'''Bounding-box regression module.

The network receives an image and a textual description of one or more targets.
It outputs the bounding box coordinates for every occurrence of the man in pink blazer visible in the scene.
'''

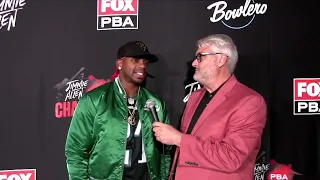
[152,34,267,180]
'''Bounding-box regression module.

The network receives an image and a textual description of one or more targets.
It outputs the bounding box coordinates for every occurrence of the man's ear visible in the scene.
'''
[116,59,123,70]
[217,55,228,68]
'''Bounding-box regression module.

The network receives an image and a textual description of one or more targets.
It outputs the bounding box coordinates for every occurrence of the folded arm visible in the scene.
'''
[178,95,267,172]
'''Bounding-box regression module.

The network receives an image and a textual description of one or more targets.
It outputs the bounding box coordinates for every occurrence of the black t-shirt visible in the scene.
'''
[122,97,150,180]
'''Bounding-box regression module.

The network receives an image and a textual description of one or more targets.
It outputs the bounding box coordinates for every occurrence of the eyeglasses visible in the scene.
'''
[195,52,224,63]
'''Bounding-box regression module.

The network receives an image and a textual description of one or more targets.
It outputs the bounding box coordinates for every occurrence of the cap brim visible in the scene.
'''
[131,53,159,63]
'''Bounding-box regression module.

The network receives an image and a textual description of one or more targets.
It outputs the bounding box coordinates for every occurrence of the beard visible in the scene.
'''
[131,77,144,85]
[122,70,146,85]
[193,70,212,85]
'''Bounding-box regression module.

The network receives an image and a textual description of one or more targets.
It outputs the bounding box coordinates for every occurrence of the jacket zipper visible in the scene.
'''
[120,122,128,180]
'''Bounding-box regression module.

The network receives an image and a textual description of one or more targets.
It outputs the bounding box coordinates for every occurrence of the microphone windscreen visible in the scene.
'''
[146,99,156,109]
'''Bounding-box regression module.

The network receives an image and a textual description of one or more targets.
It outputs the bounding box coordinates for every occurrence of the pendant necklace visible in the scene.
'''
[127,97,137,125]
[128,97,135,105]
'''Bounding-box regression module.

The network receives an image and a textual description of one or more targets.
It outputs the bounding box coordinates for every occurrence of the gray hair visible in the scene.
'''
[197,34,238,73]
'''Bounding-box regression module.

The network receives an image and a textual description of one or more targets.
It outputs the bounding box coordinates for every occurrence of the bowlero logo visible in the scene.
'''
[207,0,267,29]
[293,78,320,115]
[0,169,36,180]
[97,0,139,30]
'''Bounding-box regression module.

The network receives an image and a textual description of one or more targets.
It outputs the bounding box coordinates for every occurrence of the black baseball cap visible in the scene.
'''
[117,41,159,63]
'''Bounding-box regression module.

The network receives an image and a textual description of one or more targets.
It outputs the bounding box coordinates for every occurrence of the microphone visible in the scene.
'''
[147,99,166,169]
[146,99,159,122]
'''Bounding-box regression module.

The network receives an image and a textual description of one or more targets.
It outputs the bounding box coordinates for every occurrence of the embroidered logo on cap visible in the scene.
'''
[136,42,146,51]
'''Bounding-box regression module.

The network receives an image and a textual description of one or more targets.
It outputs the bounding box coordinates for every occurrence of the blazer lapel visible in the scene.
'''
[181,89,206,133]
[190,92,226,134]
[191,75,238,134]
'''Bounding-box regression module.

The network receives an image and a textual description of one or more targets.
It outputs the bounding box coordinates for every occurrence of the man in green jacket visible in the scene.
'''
[65,41,172,180]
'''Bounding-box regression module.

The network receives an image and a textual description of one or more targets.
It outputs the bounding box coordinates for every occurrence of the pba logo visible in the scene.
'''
[267,160,301,180]
[293,78,320,115]
[97,0,139,30]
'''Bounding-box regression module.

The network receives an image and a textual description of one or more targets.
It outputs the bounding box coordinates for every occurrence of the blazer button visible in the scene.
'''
[119,165,122,169]
[123,95,126,98]
[121,140,125,144]
[123,117,126,120]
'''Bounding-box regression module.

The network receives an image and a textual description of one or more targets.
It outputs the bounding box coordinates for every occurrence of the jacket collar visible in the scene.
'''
[114,77,141,97]
[113,77,147,119]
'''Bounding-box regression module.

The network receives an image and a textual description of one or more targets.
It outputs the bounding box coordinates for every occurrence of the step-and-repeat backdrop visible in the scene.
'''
[0,0,317,180]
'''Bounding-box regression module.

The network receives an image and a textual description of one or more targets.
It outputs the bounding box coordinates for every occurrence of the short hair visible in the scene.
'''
[197,34,238,73]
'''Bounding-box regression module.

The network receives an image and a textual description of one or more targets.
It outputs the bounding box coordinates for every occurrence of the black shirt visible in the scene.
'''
[122,97,150,180]
[186,90,217,134]
[187,78,230,135]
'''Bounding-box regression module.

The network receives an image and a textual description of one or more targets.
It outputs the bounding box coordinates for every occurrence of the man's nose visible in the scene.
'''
[192,59,198,67]
[137,59,147,68]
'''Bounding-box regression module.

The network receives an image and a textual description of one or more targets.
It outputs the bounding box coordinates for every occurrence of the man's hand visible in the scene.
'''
[152,122,182,147]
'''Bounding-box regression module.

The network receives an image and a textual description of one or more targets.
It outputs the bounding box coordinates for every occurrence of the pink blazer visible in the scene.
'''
[169,75,267,180]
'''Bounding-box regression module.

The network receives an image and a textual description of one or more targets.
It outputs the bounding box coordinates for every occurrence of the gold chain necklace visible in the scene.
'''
[127,108,136,125]
[127,98,137,125]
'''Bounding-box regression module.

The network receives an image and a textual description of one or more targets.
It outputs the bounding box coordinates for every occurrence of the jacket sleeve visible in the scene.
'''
[159,101,173,180]
[65,93,96,180]
[178,95,267,173]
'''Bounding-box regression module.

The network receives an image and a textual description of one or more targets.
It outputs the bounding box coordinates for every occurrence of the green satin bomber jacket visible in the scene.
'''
[65,77,172,180]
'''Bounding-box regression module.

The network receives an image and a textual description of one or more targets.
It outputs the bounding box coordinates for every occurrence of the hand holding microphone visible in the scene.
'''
[147,99,182,146]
